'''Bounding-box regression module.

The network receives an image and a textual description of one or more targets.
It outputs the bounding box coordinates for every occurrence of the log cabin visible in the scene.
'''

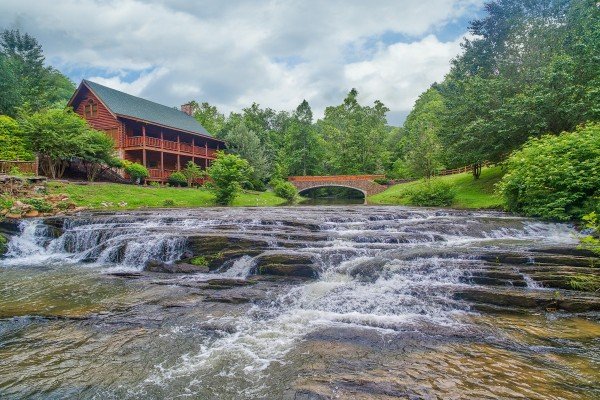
[68,79,225,183]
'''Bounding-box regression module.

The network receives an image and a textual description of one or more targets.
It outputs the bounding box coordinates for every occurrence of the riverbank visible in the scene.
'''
[47,181,287,209]
[368,166,505,209]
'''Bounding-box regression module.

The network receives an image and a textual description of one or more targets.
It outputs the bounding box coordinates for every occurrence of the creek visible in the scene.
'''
[0,207,598,399]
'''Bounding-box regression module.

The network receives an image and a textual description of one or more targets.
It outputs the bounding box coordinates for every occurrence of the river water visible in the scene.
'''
[0,207,598,399]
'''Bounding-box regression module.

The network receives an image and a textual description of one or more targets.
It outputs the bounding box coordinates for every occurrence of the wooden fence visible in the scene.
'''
[0,160,38,175]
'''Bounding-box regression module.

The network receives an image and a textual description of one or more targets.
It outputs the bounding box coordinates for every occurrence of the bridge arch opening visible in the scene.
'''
[298,185,366,205]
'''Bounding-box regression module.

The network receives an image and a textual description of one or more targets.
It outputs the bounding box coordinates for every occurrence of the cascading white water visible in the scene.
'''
[4,218,187,269]
[0,207,591,399]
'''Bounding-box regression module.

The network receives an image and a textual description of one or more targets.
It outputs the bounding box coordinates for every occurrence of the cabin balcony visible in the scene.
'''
[122,136,217,158]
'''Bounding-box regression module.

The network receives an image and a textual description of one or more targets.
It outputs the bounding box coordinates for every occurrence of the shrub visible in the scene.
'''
[374,178,390,185]
[0,115,34,161]
[24,198,53,213]
[271,179,297,202]
[579,211,600,256]
[168,171,188,187]
[498,124,600,220]
[148,181,161,188]
[124,162,149,184]
[407,180,455,207]
[182,161,204,186]
[207,152,254,205]
[162,199,175,207]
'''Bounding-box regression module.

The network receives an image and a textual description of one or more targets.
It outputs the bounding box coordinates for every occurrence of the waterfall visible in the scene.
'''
[3,218,186,270]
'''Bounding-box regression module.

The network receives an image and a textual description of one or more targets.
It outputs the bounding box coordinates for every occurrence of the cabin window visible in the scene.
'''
[84,99,98,118]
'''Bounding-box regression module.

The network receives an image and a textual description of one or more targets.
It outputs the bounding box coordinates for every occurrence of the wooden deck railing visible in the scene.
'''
[124,136,216,157]
[0,160,38,175]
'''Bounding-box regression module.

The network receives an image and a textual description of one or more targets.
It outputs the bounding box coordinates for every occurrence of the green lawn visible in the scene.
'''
[368,166,505,209]
[48,182,287,209]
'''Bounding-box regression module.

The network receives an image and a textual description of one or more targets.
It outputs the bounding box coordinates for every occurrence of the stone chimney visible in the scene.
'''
[181,103,194,116]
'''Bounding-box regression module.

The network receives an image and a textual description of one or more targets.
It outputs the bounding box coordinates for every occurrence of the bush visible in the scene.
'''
[124,162,149,184]
[162,199,175,207]
[374,178,390,185]
[0,115,34,161]
[272,179,297,202]
[498,124,600,220]
[24,198,53,213]
[207,152,254,205]
[168,171,188,187]
[407,180,455,207]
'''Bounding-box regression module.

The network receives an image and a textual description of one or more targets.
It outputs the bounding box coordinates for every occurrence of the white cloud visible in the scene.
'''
[0,0,483,125]
[345,34,467,112]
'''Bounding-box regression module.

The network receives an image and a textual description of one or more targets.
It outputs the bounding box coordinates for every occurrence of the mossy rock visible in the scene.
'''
[0,233,8,256]
[257,263,318,278]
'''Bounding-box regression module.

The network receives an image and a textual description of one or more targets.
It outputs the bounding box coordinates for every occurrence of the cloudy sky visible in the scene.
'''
[0,0,484,125]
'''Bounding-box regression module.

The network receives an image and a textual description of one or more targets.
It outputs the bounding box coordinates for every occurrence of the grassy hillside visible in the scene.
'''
[369,166,505,209]
[48,182,287,209]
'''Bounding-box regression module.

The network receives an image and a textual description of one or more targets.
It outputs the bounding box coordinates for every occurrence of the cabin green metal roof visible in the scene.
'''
[82,79,213,137]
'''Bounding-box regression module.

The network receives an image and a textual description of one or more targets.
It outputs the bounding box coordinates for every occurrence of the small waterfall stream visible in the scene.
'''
[0,207,597,399]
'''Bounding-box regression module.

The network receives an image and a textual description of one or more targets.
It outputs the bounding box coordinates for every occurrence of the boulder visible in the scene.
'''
[255,252,318,278]
[145,259,209,273]
[257,264,318,278]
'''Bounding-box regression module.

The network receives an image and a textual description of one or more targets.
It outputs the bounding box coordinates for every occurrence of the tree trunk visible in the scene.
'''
[472,163,482,179]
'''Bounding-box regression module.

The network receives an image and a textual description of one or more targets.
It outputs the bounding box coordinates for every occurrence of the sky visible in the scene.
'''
[0,0,484,126]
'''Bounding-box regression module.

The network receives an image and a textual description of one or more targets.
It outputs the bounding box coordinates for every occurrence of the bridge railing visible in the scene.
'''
[288,174,385,182]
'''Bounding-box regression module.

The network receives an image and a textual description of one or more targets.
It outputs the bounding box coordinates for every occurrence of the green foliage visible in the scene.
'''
[373,178,390,185]
[190,101,226,135]
[167,171,188,187]
[0,197,13,210]
[0,29,74,116]
[498,124,600,220]
[270,179,297,202]
[436,0,600,169]
[406,180,456,207]
[569,274,600,292]
[283,100,323,176]
[320,89,390,174]
[162,199,175,207]
[0,115,33,160]
[78,130,119,181]
[207,151,254,205]
[24,198,53,213]
[401,88,445,178]
[182,160,204,186]
[189,256,208,266]
[124,162,149,184]
[19,107,111,178]
[224,122,270,182]
[579,211,600,256]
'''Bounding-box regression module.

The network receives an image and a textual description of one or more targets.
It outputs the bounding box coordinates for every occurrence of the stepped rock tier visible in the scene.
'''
[1,207,599,399]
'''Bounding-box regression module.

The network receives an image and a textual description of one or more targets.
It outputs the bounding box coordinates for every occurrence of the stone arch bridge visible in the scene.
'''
[287,175,387,197]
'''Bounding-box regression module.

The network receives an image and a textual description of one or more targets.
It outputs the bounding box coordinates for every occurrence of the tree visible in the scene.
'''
[224,122,270,184]
[436,0,600,175]
[0,53,20,115]
[0,115,33,160]
[182,160,204,186]
[78,130,120,182]
[19,108,96,178]
[207,151,253,205]
[189,101,226,135]
[284,100,323,176]
[402,88,445,178]
[319,89,390,174]
[0,29,74,115]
